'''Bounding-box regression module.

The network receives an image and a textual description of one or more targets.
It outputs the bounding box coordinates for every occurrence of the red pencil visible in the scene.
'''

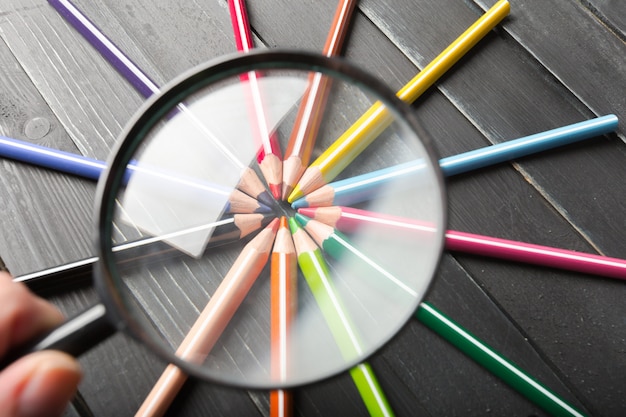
[228,0,283,199]
[281,0,358,199]
[298,206,626,280]
[270,217,297,417]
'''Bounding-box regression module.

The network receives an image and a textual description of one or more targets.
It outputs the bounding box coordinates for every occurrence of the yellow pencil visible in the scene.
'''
[287,0,510,202]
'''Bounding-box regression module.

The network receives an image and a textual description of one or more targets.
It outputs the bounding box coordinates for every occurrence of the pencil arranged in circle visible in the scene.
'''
[299,206,626,281]
[50,0,272,207]
[294,214,419,297]
[281,0,358,199]
[291,115,619,208]
[270,217,297,417]
[228,0,284,199]
[288,217,395,417]
[287,0,510,202]
[135,218,280,417]
[295,207,586,416]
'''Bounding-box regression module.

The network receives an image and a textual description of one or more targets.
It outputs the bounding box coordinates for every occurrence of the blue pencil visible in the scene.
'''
[291,115,618,209]
[0,135,271,214]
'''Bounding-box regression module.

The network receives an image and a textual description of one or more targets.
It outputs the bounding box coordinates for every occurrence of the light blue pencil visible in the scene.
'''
[291,115,618,209]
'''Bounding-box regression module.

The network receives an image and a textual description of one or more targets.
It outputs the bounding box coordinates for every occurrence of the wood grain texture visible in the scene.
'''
[0,0,624,415]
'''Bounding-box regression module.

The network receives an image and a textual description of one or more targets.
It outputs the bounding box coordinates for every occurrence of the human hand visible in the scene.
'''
[0,271,82,417]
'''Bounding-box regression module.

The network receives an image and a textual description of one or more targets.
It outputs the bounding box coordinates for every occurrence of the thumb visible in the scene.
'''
[0,351,82,417]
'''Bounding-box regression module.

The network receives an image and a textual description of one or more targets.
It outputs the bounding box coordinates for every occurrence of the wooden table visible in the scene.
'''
[1,0,624,415]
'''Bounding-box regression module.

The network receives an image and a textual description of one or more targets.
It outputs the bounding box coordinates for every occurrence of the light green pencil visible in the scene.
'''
[289,217,394,417]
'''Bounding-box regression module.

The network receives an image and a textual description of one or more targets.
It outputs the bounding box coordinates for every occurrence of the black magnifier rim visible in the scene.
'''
[94,49,447,389]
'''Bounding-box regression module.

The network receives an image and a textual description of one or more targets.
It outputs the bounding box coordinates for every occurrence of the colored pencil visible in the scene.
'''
[0,135,271,214]
[270,217,297,417]
[0,137,270,215]
[416,303,586,417]
[287,0,510,203]
[288,218,394,417]
[294,214,419,296]
[299,206,626,281]
[228,0,284,199]
[15,213,275,294]
[281,0,358,199]
[439,115,617,176]
[135,218,279,417]
[49,0,273,207]
[294,212,585,416]
[291,115,619,208]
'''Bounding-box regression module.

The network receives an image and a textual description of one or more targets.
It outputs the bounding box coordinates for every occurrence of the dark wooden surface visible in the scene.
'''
[1,0,625,415]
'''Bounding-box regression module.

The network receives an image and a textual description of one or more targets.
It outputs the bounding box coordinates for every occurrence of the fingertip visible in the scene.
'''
[0,351,82,417]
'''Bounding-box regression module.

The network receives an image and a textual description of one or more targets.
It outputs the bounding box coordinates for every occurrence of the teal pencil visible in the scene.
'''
[289,218,395,417]
[291,115,618,209]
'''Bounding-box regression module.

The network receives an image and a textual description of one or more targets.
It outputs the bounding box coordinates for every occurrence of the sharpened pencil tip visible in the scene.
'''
[297,208,316,218]
[269,183,282,200]
[294,213,310,226]
[288,217,301,234]
[279,216,288,229]
[256,200,273,213]
[281,183,293,201]
[267,217,280,232]
[290,196,308,210]
[287,186,303,203]
[256,190,275,208]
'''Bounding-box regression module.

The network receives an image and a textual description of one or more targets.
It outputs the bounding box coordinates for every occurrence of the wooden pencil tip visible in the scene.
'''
[281,183,293,201]
[290,196,308,209]
[279,216,288,229]
[269,183,282,200]
[287,216,301,234]
[296,207,315,217]
[287,185,303,203]
[294,213,310,226]
[267,217,280,232]
[257,190,276,208]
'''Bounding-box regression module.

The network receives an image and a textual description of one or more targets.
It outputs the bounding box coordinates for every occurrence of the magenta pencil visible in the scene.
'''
[298,206,626,281]
[228,0,283,199]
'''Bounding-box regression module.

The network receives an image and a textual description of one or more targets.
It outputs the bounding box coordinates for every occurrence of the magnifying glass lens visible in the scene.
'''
[98,53,445,388]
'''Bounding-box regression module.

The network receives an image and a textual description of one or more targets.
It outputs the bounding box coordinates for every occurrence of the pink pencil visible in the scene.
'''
[298,206,626,280]
[228,0,283,199]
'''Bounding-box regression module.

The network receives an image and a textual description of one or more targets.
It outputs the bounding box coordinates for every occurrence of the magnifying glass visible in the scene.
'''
[4,50,445,390]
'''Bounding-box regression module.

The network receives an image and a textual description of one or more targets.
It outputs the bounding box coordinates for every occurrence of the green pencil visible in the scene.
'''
[295,214,586,417]
[416,303,586,417]
[289,217,394,417]
[294,213,418,297]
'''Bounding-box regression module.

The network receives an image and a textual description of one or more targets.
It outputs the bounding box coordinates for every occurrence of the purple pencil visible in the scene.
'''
[48,0,273,206]
[49,0,159,98]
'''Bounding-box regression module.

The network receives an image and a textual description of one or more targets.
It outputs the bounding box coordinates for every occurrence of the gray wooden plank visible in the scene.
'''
[475,0,625,137]
[583,0,626,39]
[0,32,94,275]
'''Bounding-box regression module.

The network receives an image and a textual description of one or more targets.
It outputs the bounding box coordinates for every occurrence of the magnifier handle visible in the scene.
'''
[1,303,116,369]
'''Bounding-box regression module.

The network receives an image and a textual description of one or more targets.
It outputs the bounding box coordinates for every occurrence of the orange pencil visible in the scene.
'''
[270,217,297,417]
[281,0,358,199]
[135,218,280,417]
